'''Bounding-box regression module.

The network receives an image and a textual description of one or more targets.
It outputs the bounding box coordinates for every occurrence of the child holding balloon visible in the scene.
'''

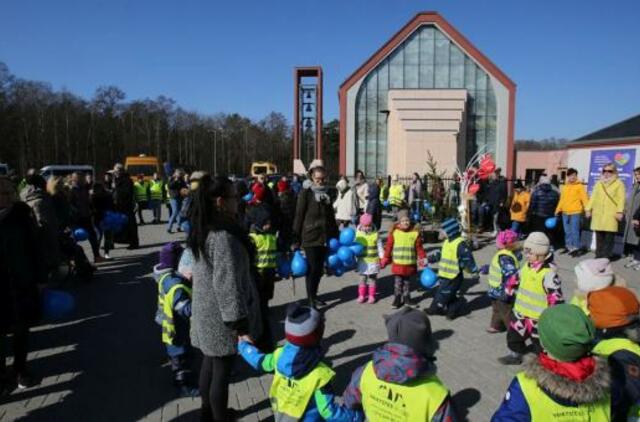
[355,213,384,304]
[381,209,427,308]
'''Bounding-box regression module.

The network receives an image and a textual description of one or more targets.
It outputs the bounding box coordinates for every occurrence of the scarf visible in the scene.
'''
[538,353,596,382]
[310,184,330,204]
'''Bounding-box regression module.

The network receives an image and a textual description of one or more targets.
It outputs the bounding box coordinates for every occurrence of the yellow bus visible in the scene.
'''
[250,161,278,177]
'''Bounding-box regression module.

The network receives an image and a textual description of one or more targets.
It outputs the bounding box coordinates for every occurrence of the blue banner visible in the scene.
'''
[587,148,636,196]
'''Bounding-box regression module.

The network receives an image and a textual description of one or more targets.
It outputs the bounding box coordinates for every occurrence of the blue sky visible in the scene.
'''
[1,0,639,139]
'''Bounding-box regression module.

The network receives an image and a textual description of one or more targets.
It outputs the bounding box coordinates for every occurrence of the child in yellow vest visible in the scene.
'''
[355,213,384,304]
[342,307,459,421]
[498,232,564,365]
[426,218,478,320]
[238,304,361,421]
[486,229,520,333]
[570,258,615,314]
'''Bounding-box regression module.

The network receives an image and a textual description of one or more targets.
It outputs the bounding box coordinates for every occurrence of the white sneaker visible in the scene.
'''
[104,254,111,260]
[625,259,639,268]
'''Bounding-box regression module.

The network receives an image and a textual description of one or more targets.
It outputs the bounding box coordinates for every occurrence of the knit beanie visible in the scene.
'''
[384,307,435,358]
[496,229,518,249]
[523,232,550,256]
[250,183,266,203]
[538,304,596,362]
[285,303,324,347]
[588,286,640,329]
[396,209,410,221]
[359,213,373,227]
[441,218,460,238]
[574,258,614,293]
[158,241,184,271]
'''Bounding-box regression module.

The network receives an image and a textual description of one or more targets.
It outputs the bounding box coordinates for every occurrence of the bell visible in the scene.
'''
[305,119,313,130]
[305,90,312,99]
[305,104,312,113]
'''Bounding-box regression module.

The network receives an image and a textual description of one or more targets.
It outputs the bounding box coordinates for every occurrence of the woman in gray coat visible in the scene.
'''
[187,175,262,421]
[623,167,640,270]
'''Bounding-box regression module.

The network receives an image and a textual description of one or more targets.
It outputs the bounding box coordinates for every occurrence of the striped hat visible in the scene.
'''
[285,303,324,347]
[441,218,460,238]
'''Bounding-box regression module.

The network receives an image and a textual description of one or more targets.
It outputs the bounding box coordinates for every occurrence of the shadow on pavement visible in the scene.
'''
[452,387,482,421]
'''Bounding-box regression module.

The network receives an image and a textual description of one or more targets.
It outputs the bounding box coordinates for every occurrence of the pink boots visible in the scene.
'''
[367,285,376,304]
[357,284,367,303]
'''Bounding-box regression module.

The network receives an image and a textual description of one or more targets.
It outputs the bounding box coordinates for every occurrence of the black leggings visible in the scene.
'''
[199,354,235,422]
[304,246,327,302]
[0,326,29,374]
[595,231,616,259]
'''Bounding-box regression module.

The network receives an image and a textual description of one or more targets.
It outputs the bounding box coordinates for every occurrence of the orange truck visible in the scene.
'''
[124,155,161,181]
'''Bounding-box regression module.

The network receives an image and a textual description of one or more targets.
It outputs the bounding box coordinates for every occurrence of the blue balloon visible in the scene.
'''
[42,289,75,320]
[339,227,356,246]
[349,243,364,257]
[242,192,254,202]
[291,251,308,277]
[73,228,89,242]
[423,201,431,210]
[327,254,340,269]
[545,217,558,229]
[420,268,438,289]
[383,200,390,208]
[334,267,345,277]
[277,256,291,278]
[337,246,354,264]
[328,238,340,253]
[413,212,421,222]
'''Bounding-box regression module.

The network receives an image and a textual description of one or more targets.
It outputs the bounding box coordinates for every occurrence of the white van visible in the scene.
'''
[40,165,94,180]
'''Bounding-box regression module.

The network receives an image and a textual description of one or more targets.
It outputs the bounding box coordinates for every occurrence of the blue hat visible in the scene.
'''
[441,218,460,238]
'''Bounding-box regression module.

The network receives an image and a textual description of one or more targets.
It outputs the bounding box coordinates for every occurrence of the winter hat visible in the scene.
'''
[574,259,614,293]
[523,232,550,256]
[384,307,435,358]
[285,303,324,347]
[513,180,524,190]
[158,241,184,271]
[396,209,410,222]
[588,286,640,329]
[250,183,266,204]
[308,159,324,172]
[496,229,518,249]
[277,180,289,193]
[246,205,271,230]
[359,213,373,227]
[538,304,596,362]
[441,218,461,238]
[189,171,207,181]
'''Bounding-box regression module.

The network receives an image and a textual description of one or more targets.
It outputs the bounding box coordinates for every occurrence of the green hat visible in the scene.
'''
[538,304,595,362]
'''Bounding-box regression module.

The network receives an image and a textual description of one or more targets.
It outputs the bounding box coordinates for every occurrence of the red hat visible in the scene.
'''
[277,180,289,193]
[249,183,266,204]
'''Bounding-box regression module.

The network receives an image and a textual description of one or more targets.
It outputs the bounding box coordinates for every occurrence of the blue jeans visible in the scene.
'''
[167,198,183,231]
[511,221,522,233]
[562,213,582,250]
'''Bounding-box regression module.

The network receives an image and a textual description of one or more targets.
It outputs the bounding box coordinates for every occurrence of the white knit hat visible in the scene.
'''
[523,232,550,255]
[574,258,614,293]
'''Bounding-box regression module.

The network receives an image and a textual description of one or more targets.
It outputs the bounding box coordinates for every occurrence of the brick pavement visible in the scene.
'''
[1,210,638,421]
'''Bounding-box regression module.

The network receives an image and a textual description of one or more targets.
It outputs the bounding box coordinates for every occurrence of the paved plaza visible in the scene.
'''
[1,211,638,421]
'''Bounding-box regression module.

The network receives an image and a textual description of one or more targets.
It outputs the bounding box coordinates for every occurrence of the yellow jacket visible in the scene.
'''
[586,178,626,232]
[510,191,531,222]
[555,182,589,215]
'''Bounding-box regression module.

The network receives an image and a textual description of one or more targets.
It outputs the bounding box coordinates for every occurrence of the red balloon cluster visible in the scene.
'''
[477,155,496,180]
[468,183,480,195]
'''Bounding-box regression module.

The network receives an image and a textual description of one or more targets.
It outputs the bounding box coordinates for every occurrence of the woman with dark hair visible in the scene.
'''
[187,175,262,421]
[293,166,339,309]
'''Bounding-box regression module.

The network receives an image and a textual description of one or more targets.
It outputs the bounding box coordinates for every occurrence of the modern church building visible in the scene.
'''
[338,12,516,177]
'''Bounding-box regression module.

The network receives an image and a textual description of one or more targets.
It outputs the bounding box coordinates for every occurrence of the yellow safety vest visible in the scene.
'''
[516,372,610,421]
[356,231,379,264]
[270,347,335,420]
[570,295,589,315]
[513,265,551,320]
[592,338,640,419]
[134,181,149,203]
[488,249,519,289]
[392,230,419,266]
[389,184,405,207]
[438,237,464,280]
[250,233,277,269]
[149,180,164,201]
[157,275,192,345]
[360,361,448,422]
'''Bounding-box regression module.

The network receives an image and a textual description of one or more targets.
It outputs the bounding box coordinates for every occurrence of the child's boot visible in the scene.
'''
[357,284,367,303]
[367,285,376,304]
[392,281,403,308]
[402,283,413,306]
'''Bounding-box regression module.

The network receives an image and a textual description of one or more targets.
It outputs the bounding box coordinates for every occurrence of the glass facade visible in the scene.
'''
[354,24,497,176]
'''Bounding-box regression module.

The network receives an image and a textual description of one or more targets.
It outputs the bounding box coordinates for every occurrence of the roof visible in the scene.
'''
[339,11,516,94]
[570,114,640,146]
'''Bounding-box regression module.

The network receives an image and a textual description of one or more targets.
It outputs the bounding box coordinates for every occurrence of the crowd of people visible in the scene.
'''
[2,159,640,421]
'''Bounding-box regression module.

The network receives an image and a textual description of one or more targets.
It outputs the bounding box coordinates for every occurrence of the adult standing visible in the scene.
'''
[0,177,46,390]
[167,169,187,234]
[407,172,424,215]
[133,174,150,225]
[187,175,262,421]
[586,163,626,259]
[293,166,339,309]
[352,170,368,221]
[555,168,589,256]
[69,172,103,262]
[623,167,640,269]
[483,170,508,236]
[366,182,382,230]
[528,176,560,242]
[112,163,139,250]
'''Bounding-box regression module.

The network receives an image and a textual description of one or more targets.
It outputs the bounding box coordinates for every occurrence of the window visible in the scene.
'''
[525,169,545,185]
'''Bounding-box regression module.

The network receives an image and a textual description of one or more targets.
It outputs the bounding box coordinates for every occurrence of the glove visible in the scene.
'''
[380,257,389,269]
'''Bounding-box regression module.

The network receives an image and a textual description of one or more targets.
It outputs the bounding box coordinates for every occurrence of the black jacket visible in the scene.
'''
[293,188,339,248]
[113,173,135,213]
